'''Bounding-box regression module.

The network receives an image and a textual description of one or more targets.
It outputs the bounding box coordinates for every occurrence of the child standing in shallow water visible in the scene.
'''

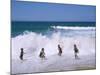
[39,48,45,59]
[20,48,24,60]
[58,44,62,56]
[74,44,79,59]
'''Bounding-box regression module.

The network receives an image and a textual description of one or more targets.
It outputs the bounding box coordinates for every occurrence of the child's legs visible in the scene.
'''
[20,55,23,60]
[58,52,62,56]
[75,53,77,58]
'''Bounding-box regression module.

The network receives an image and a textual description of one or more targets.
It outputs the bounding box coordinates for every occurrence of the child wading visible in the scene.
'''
[74,44,79,59]
[58,44,62,56]
[39,48,45,59]
[20,48,24,60]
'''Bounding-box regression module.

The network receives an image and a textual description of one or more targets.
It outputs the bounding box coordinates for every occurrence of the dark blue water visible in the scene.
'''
[11,21,96,37]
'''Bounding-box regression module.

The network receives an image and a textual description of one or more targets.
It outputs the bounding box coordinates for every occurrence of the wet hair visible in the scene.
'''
[42,48,44,51]
[58,44,60,47]
[21,48,23,50]
[74,44,76,47]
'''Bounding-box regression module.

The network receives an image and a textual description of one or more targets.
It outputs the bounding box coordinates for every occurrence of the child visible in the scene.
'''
[39,48,45,59]
[58,44,62,56]
[20,48,24,60]
[74,44,79,59]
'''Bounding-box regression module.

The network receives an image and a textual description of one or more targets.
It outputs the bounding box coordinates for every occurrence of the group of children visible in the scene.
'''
[19,44,79,61]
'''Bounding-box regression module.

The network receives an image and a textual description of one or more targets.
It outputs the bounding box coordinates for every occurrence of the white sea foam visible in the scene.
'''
[12,30,95,59]
[11,27,96,74]
[51,26,95,30]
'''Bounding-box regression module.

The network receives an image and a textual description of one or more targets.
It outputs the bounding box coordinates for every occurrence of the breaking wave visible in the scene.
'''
[12,27,95,59]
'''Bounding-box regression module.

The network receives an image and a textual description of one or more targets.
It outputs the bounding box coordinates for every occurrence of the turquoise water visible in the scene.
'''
[11,21,96,37]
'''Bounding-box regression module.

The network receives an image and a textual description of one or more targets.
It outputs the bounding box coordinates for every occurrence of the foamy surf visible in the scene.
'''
[51,26,95,30]
[11,26,96,74]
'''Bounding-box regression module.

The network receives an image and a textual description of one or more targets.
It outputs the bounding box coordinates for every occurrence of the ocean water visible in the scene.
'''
[11,21,96,74]
[11,21,95,37]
